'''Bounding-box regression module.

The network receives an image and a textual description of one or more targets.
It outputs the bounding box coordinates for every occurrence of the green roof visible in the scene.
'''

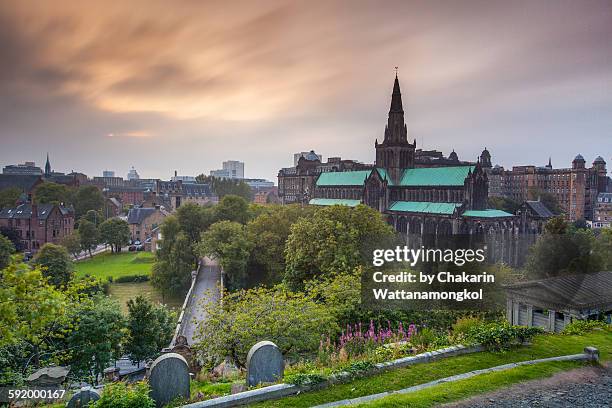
[399,166,474,186]
[388,201,460,215]
[462,209,514,218]
[375,168,394,185]
[316,170,372,186]
[309,198,361,207]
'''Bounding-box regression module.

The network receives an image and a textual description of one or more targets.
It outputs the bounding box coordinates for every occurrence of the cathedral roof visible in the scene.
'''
[316,170,372,186]
[399,165,475,186]
[309,198,361,207]
[462,209,514,218]
[388,201,460,215]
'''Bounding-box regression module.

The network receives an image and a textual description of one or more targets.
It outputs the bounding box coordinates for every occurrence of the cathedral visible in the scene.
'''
[306,75,526,264]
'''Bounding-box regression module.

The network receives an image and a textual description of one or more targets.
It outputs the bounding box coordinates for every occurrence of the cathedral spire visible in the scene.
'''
[389,74,404,113]
[45,153,51,177]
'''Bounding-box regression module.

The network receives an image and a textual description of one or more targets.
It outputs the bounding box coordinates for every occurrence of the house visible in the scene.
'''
[504,271,612,332]
[0,203,75,252]
[127,207,167,242]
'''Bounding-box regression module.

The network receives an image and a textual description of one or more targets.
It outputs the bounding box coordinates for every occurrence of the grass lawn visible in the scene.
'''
[109,281,184,312]
[75,251,155,280]
[251,328,612,408]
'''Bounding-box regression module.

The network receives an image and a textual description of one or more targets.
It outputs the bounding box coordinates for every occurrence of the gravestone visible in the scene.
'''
[246,341,284,386]
[67,387,100,408]
[148,353,190,408]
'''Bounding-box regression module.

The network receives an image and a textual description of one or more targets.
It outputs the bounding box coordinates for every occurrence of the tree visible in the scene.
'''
[487,197,519,214]
[176,202,215,244]
[194,286,337,368]
[81,209,104,226]
[73,185,104,220]
[125,296,175,365]
[284,204,396,290]
[196,176,252,201]
[0,234,15,270]
[61,232,81,259]
[544,216,567,235]
[78,219,99,257]
[67,295,125,384]
[528,188,562,215]
[32,243,74,288]
[0,187,21,209]
[198,221,252,291]
[214,195,250,224]
[593,227,612,270]
[151,217,194,297]
[0,226,24,252]
[99,218,130,253]
[34,182,73,205]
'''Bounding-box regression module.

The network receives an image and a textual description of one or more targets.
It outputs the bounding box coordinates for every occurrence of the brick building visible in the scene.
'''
[126,207,168,242]
[593,192,612,229]
[0,203,75,252]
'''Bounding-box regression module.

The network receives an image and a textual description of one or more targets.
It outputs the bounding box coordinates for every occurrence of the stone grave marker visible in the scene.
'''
[148,353,190,408]
[66,387,100,408]
[246,341,284,386]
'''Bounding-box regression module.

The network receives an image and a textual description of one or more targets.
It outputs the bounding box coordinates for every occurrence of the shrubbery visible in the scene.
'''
[90,382,155,408]
[466,321,542,350]
[562,319,608,335]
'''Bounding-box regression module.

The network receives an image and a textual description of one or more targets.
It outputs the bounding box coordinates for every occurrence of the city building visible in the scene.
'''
[155,180,217,211]
[103,170,115,178]
[210,160,244,179]
[0,203,74,252]
[171,171,197,184]
[294,151,322,166]
[593,192,612,229]
[127,166,140,181]
[126,207,168,242]
[243,178,275,188]
[2,161,43,176]
[485,156,607,222]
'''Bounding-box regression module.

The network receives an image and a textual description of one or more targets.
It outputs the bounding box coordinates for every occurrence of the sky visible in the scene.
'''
[0,0,611,182]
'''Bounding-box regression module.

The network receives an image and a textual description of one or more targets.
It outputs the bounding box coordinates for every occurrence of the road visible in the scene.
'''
[74,244,109,261]
[180,257,221,346]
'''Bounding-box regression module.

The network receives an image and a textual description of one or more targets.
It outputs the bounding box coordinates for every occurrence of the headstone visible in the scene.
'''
[67,387,100,408]
[103,366,120,382]
[584,346,600,362]
[246,341,284,386]
[148,353,190,408]
[26,366,70,387]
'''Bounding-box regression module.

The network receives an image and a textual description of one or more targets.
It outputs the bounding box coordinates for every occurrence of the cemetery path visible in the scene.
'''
[181,257,221,346]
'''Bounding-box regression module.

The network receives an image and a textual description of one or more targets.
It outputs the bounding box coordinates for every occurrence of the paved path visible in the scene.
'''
[443,363,611,408]
[180,257,221,346]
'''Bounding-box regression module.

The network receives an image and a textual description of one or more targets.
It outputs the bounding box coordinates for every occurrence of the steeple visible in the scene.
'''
[389,74,404,113]
[44,153,51,177]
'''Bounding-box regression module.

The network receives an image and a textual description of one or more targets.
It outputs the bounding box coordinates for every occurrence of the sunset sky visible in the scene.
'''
[0,0,611,181]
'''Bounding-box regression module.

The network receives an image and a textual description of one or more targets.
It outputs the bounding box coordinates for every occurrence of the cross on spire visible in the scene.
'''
[394,66,399,77]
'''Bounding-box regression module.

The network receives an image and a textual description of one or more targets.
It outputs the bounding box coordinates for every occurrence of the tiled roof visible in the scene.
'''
[0,203,72,220]
[309,198,361,207]
[462,209,514,218]
[316,170,372,186]
[127,208,157,224]
[388,201,460,215]
[504,271,612,309]
[399,166,474,186]
[0,174,42,192]
[525,201,554,218]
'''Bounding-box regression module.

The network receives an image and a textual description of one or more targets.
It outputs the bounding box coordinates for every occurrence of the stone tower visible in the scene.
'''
[45,153,51,177]
[375,74,416,182]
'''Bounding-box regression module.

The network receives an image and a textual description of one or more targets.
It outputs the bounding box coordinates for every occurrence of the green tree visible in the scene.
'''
[81,209,104,226]
[284,204,395,290]
[593,227,612,270]
[151,217,194,297]
[214,195,250,224]
[67,295,125,384]
[544,216,568,235]
[487,197,520,214]
[61,232,81,259]
[78,219,99,257]
[73,185,104,220]
[99,218,130,253]
[0,226,24,252]
[34,182,73,205]
[32,243,74,288]
[528,188,562,215]
[198,221,252,291]
[125,296,175,365]
[194,286,337,368]
[0,234,15,270]
[0,187,21,209]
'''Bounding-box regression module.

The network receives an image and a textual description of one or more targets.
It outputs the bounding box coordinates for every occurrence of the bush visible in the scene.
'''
[114,274,150,283]
[562,319,608,335]
[410,327,438,350]
[90,382,155,408]
[452,316,483,336]
[285,372,327,386]
[467,322,542,350]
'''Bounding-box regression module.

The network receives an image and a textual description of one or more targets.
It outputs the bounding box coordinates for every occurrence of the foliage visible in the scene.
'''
[525,218,603,278]
[78,219,100,256]
[305,268,362,324]
[0,226,24,251]
[214,195,251,224]
[73,185,105,220]
[99,218,130,253]
[452,316,485,336]
[194,286,337,368]
[198,221,252,290]
[34,182,73,205]
[286,372,328,386]
[466,321,542,350]
[125,295,175,364]
[593,227,612,270]
[284,205,395,290]
[32,243,74,288]
[176,202,215,244]
[528,188,563,215]
[410,327,439,350]
[0,187,22,209]
[487,197,519,214]
[114,274,150,283]
[0,234,15,270]
[90,381,155,408]
[196,175,252,201]
[61,232,81,259]
[561,319,608,335]
[66,295,126,383]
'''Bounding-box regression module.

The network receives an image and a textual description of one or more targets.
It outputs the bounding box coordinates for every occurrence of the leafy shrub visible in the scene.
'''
[90,382,155,408]
[562,319,608,335]
[285,372,327,386]
[467,322,541,350]
[114,274,150,283]
[410,327,438,350]
[452,316,483,336]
